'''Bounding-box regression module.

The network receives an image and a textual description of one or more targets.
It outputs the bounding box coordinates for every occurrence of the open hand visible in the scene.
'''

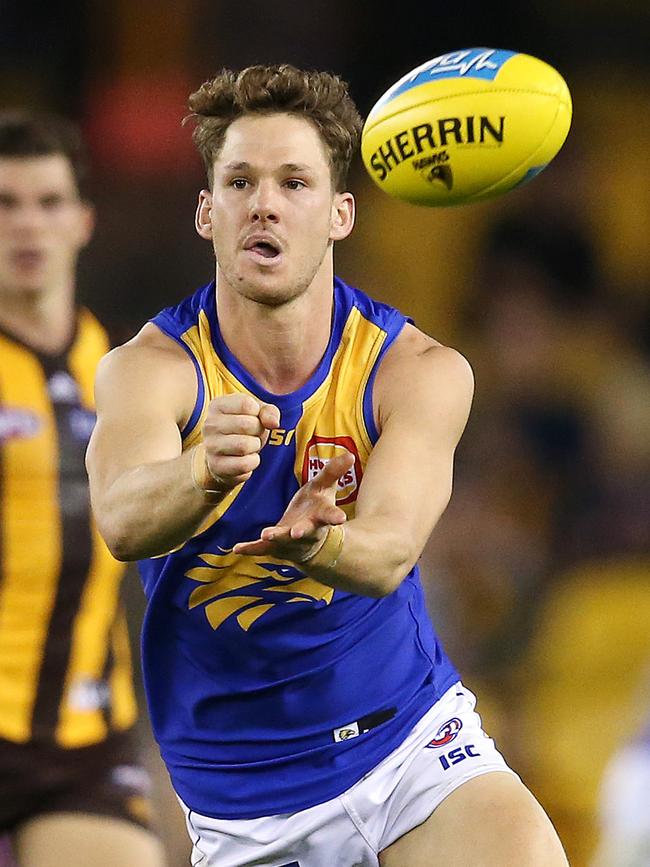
[233,451,354,560]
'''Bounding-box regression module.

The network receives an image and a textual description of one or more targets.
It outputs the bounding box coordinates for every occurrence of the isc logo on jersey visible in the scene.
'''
[301,435,362,505]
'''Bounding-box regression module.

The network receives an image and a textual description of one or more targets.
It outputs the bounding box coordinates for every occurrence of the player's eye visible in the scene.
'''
[40,195,66,209]
[230,178,249,190]
[285,179,305,190]
[0,193,17,209]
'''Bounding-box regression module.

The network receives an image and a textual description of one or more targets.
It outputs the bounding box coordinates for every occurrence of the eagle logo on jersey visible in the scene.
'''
[185,548,334,631]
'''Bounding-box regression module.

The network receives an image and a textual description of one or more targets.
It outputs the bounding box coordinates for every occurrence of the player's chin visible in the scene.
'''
[237,275,303,307]
[9,274,49,297]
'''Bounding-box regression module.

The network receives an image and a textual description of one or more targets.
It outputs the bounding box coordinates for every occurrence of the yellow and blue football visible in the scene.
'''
[361,48,572,207]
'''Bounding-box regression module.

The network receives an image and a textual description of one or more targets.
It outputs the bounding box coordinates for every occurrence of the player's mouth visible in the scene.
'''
[11,248,46,270]
[242,234,283,265]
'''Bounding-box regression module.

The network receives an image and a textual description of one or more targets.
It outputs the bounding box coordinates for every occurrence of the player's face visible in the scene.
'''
[196,113,354,305]
[0,155,94,300]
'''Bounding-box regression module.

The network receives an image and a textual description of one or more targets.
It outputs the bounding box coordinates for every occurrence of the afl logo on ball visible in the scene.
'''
[302,435,362,505]
[425,717,463,748]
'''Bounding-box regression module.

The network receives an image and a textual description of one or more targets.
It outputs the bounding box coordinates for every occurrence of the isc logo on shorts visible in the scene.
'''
[301,435,363,505]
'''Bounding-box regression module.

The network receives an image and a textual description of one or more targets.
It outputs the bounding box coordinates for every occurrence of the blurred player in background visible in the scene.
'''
[591,666,650,867]
[0,111,165,867]
[87,65,569,866]
[591,727,650,866]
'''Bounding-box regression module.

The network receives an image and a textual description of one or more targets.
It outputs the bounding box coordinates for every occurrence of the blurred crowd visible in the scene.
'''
[416,197,650,865]
[425,201,649,668]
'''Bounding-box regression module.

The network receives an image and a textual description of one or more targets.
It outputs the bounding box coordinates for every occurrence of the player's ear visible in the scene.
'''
[330,191,355,241]
[195,190,213,240]
[77,201,96,247]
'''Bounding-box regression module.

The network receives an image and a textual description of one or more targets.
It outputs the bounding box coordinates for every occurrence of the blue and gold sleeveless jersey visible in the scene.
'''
[140,277,458,818]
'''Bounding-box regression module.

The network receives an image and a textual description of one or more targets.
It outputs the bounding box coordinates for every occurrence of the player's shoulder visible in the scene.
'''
[380,322,474,381]
[96,322,196,395]
[375,323,474,422]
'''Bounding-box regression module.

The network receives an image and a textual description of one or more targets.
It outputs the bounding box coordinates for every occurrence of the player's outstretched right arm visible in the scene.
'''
[86,324,279,561]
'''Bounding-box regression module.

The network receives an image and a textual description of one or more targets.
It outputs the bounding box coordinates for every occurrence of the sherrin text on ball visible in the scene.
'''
[361,48,572,206]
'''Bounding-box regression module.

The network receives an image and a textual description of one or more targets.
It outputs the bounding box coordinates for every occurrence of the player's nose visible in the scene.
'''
[249,181,280,223]
[12,203,47,231]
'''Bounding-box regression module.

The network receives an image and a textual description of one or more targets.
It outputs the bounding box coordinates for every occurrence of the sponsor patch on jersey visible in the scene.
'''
[301,435,362,505]
[333,721,360,742]
[67,676,110,711]
[0,407,41,443]
[111,764,153,794]
[425,716,463,748]
[68,406,96,442]
[48,370,79,403]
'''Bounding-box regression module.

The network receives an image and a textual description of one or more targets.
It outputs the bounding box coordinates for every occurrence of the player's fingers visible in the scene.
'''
[205,414,266,437]
[323,504,347,525]
[258,404,281,447]
[288,519,317,540]
[260,525,291,543]
[209,393,262,417]
[232,539,271,555]
[312,452,354,489]
[208,434,262,457]
[205,452,260,482]
[290,506,346,540]
[259,403,281,431]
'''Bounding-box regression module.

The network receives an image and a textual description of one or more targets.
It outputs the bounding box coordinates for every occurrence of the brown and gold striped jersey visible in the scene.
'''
[0,309,137,748]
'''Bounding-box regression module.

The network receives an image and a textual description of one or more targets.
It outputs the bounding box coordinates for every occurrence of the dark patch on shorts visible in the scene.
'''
[0,731,154,833]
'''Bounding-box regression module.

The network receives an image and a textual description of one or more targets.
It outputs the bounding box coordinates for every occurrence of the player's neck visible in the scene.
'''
[0,281,76,354]
[216,274,334,395]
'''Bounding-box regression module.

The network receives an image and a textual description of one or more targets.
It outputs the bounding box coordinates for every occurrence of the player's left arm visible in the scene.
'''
[234,326,474,596]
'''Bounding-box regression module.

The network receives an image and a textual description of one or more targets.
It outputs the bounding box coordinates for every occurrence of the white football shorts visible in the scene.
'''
[179,682,517,867]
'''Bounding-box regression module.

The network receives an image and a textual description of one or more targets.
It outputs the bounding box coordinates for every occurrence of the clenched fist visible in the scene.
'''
[200,394,280,490]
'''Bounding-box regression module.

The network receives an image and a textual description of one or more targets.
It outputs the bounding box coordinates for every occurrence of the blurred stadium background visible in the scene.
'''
[2,2,649,864]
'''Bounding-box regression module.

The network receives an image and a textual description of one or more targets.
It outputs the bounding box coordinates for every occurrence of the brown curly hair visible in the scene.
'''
[187,65,363,192]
